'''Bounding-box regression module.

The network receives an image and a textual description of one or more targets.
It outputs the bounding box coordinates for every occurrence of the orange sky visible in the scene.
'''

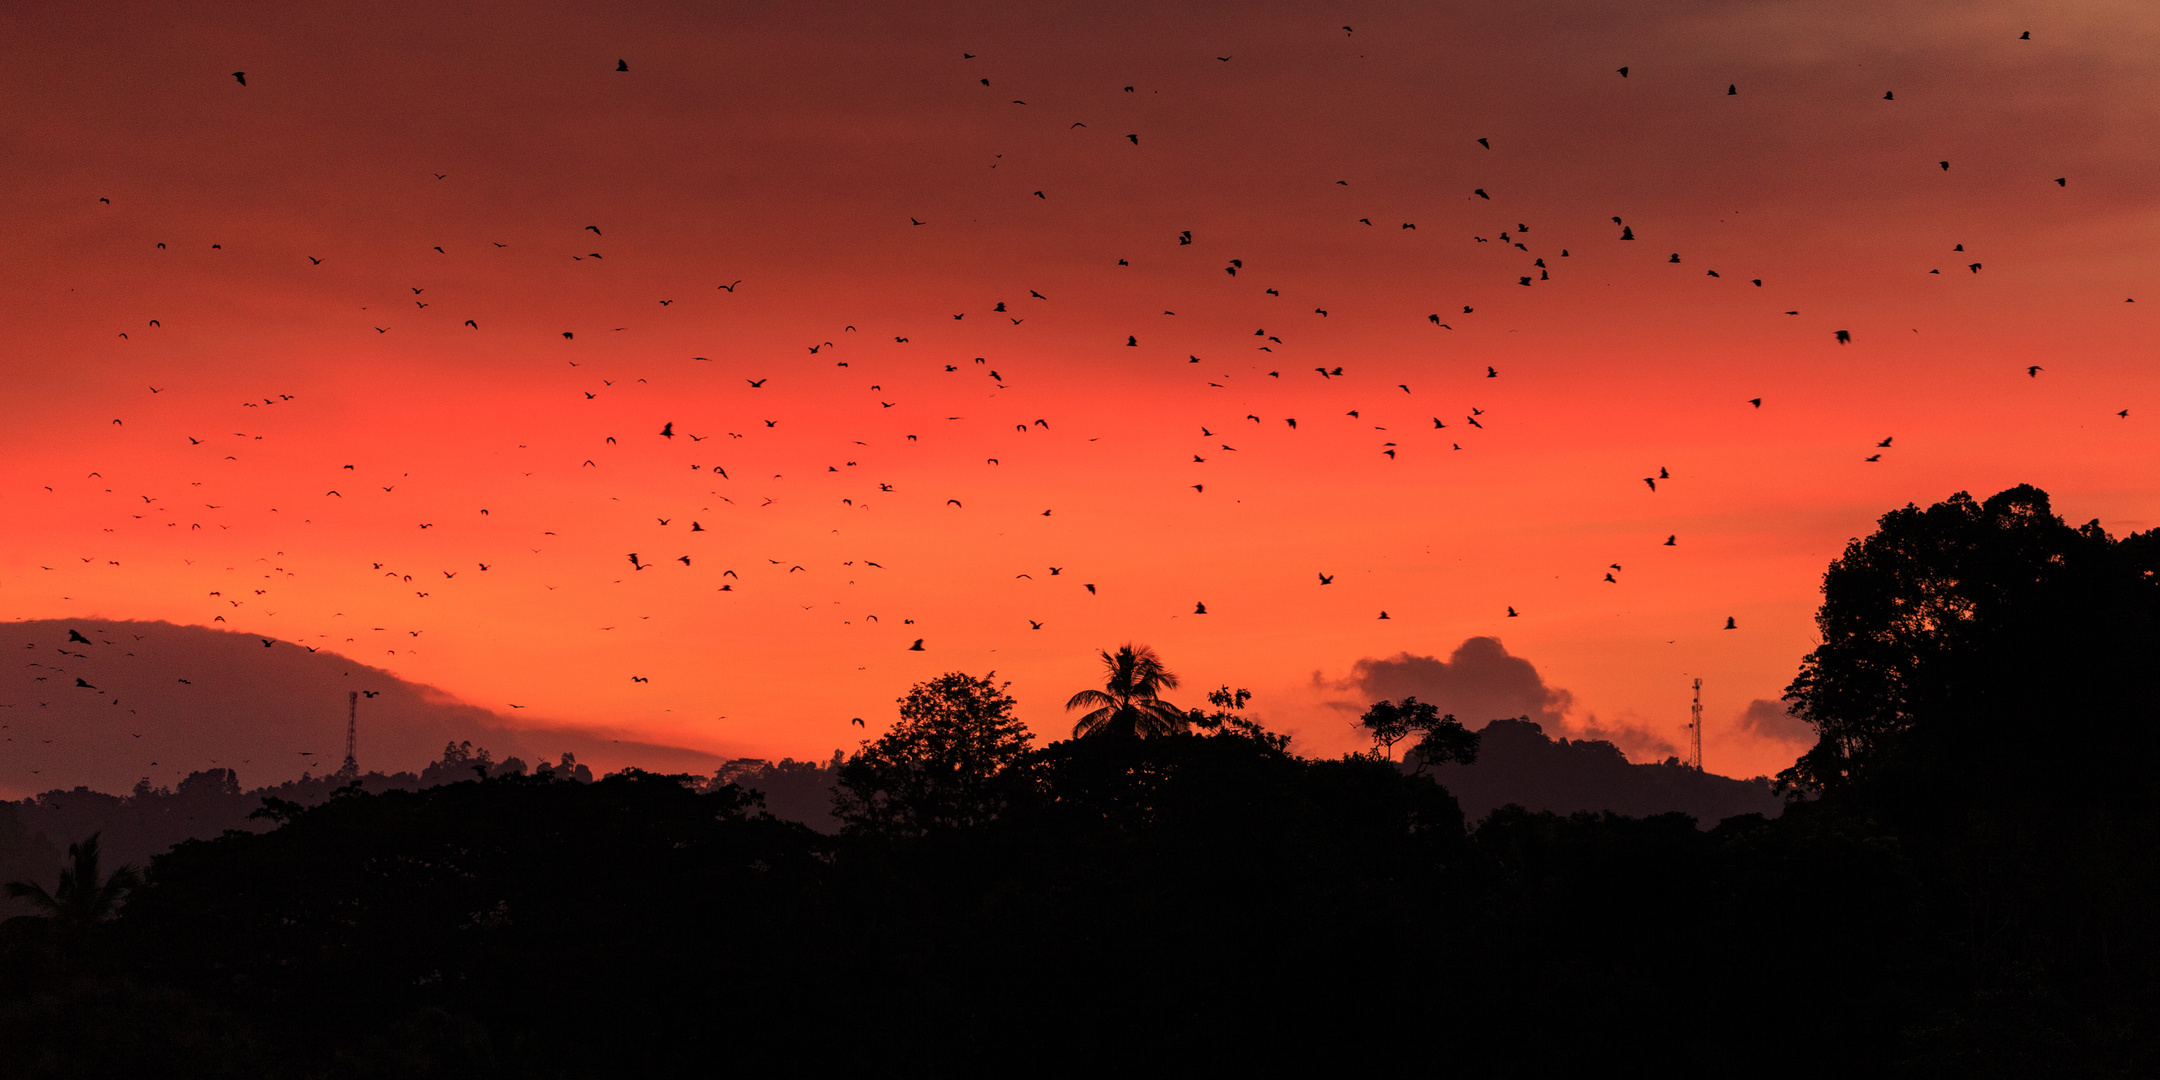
[4,0,2157,784]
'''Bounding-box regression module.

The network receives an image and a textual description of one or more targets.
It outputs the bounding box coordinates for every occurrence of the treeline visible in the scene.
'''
[0,746,840,917]
[0,485,2152,1077]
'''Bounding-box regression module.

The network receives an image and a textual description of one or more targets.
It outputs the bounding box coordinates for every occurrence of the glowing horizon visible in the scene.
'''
[5,0,2156,786]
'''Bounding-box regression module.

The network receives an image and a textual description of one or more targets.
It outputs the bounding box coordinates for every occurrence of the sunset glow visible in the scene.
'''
[5,0,2157,792]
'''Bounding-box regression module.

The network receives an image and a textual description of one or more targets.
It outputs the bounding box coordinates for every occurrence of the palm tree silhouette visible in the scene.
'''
[4,832,141,927]
[1066,644,1189,738]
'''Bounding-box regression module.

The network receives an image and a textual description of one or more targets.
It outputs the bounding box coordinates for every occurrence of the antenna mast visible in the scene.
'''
[1689,678,1704,773]
[341,690,359,777]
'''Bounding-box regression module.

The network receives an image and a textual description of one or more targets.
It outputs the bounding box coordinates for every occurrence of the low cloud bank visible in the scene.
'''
[1734,697,1814,744]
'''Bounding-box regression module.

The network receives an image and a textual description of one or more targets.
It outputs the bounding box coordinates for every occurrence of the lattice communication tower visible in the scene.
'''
[1688,678,1704,772]
[341,690,360,777]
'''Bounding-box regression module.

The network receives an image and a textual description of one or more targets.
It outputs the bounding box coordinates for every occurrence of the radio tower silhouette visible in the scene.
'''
[340,690,359,778]
[1688,678,1704,772]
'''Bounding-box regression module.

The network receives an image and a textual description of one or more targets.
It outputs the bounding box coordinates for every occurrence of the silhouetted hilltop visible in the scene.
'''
[0,619,726,797]
[1415,717,1783,825]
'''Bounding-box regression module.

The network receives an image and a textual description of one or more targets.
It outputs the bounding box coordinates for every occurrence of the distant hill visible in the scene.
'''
[1415,717,1786,826]
[0,619,726,798]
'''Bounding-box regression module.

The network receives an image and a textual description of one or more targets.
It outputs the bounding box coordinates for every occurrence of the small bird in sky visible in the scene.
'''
[232,71,246,85]
[1194,602,1208,614]
[1507,606,1519,617]
[908,639,924,651]
[616,60,629,71]
[1318,573,1333,584]
[1725,617,1737,629]
[1664,535,1676,546]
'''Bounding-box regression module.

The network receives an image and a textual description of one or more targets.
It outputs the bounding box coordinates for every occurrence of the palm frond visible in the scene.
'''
[1070,706,1114,738]
[1065,688,1116,711]
[3,879,59,914]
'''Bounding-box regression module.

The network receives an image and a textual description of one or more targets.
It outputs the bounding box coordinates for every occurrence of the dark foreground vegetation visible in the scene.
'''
[1,485,2154,1077]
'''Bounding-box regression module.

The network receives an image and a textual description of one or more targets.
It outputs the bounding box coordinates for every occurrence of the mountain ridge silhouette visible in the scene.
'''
[1413,716,1784,825]
[0,619,726,797]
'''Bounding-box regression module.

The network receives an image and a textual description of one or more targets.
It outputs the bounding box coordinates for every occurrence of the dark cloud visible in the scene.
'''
[1325,637,1573,727]
[1734,698,1814,744]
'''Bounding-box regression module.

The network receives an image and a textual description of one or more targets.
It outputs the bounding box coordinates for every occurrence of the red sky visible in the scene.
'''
[3,0,2156,788]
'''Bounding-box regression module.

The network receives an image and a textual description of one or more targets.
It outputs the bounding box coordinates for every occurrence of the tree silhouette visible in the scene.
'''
[1067,643,1188,738]
[1360,698,1417,759]
[1359,697,1480,768]
[4,831,141,927]
[835,672,1033,834]
[1187,685,1290,749]
[1780,484,2160,797]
